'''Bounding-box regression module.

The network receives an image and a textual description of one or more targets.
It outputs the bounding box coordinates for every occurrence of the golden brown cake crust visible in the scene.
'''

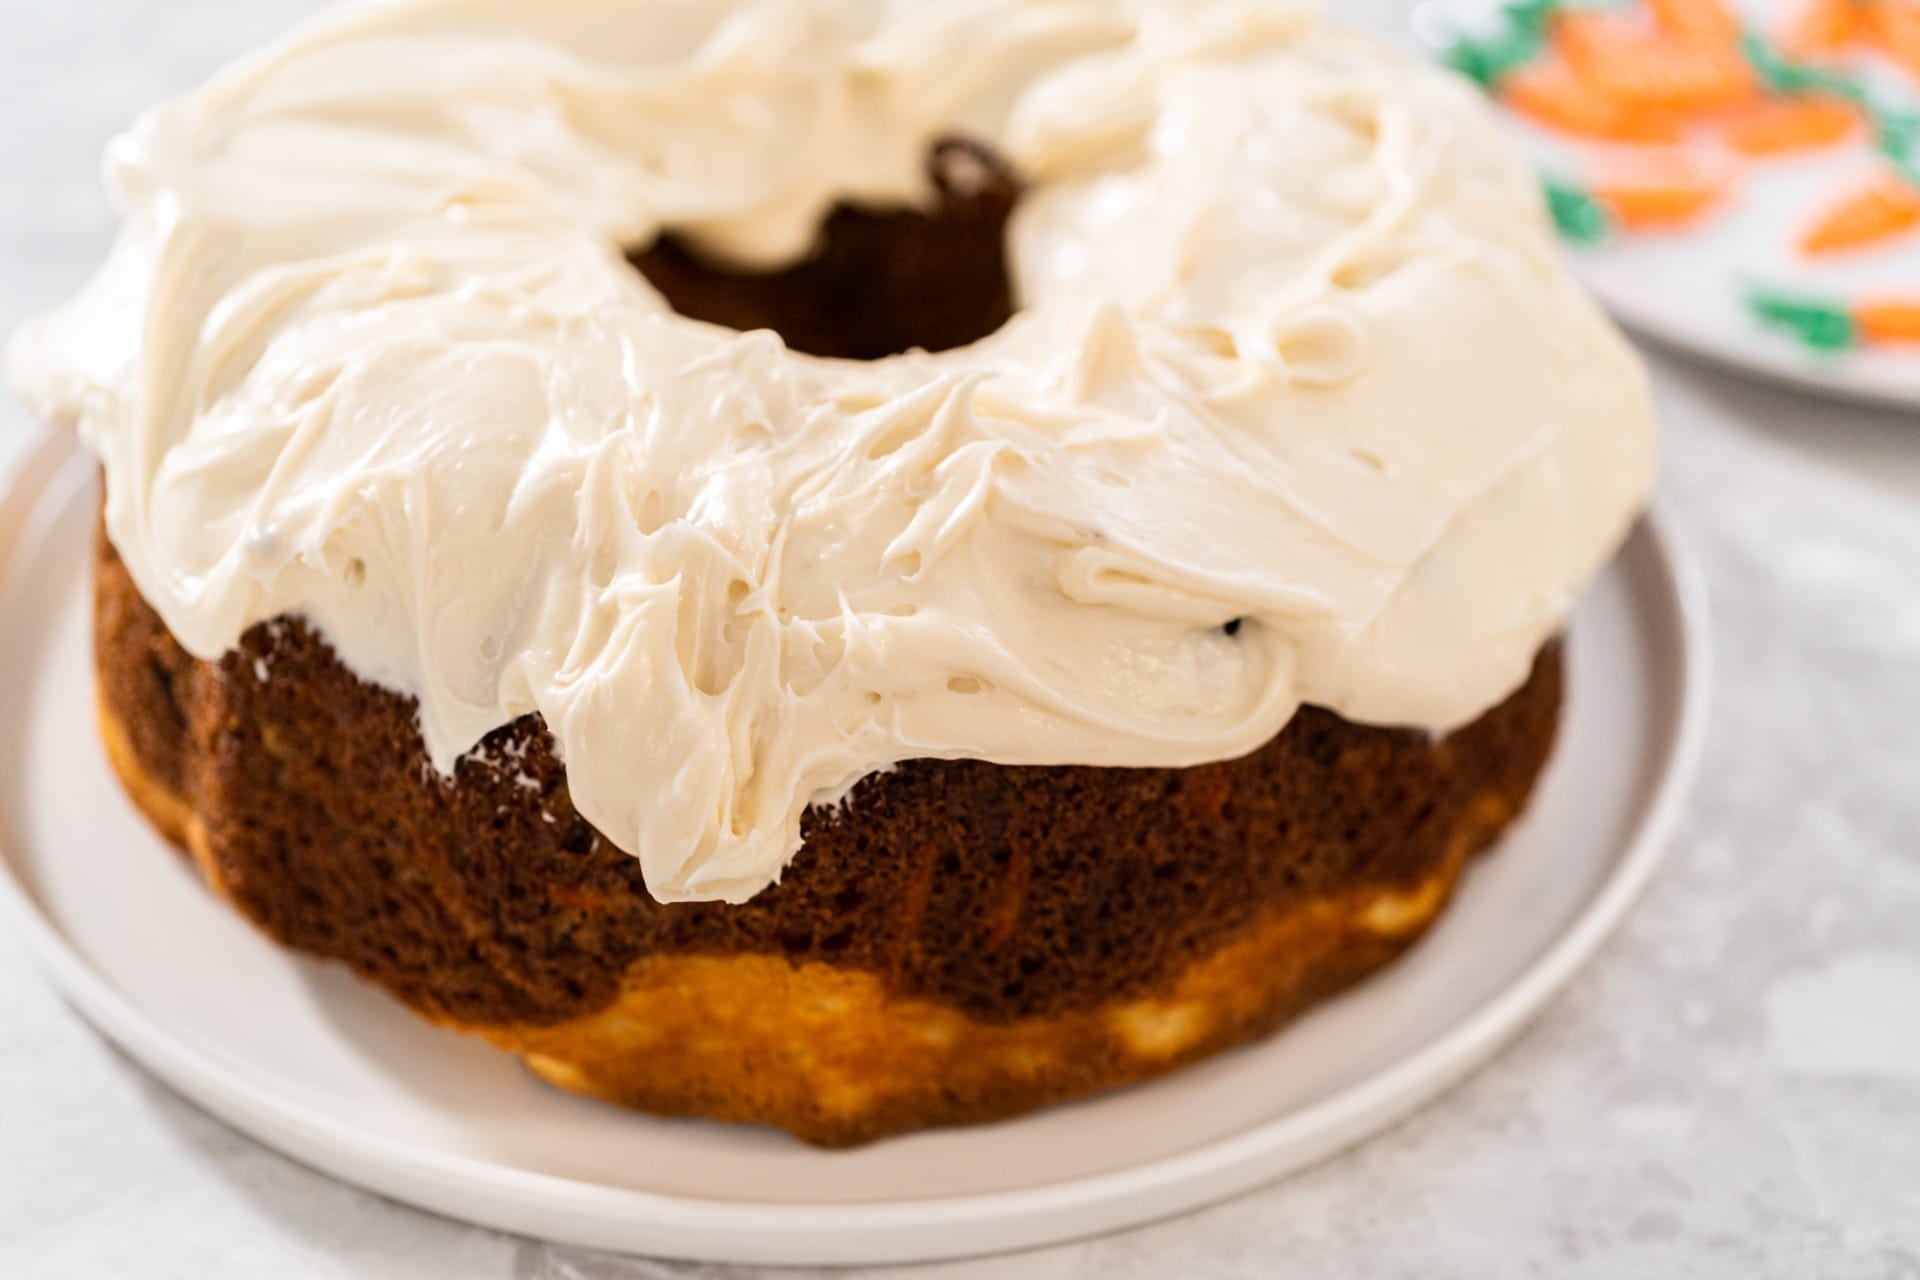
[94,518,1562,1144]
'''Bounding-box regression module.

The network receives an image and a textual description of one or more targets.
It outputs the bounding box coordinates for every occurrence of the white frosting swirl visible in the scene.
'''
[11,0,1653,903]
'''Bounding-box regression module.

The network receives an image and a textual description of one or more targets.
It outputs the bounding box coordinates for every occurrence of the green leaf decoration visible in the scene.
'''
[1445,28,1546,87]
[1505,0,1565,37]
[1748,289,1858,352]
[1445,32,1534,86]
[1739,32,1869,103]
[1543,178,1615,245]
[1440,0,1565,89]
[1877,111,1920,187]
[1739,31,1920,186]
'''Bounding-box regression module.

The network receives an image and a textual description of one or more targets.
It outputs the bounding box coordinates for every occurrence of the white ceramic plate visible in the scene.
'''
[0,431,1707,1267]
[1419,0,1920,410]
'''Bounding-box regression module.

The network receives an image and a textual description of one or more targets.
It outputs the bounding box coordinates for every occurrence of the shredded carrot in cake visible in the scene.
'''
[1855,298,1920,344]
[1501,59,1685,142]
[1721,96,1861,154]
[1801,175,1920,254]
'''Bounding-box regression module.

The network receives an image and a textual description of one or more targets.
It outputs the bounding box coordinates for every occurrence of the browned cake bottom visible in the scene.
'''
[94,523,1562,1146]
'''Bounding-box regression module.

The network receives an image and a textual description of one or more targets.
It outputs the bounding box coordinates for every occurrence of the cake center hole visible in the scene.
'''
[628,138,1021,361]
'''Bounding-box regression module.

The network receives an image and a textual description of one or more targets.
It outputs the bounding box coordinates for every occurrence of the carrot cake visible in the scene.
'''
[11,0,1653,1145]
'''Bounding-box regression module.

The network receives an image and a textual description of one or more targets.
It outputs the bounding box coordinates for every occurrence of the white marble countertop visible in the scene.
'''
[4,3,1918,1276]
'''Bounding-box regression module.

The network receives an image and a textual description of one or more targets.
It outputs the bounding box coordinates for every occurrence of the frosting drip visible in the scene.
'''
[11,0,1654,902]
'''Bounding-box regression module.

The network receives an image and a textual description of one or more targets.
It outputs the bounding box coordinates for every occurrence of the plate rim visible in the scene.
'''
[0,429,1712,1267]
[1577,268,1920,414]
[1410,0,1920,415]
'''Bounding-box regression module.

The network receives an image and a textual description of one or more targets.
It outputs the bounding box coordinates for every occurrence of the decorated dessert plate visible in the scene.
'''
[1420,0,1920,408]
[0,431,1707,1267]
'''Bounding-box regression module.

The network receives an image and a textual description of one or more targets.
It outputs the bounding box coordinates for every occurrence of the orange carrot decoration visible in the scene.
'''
[1855,298,1920,345]
[1780,0,1863,58]
[1554,12,1755,112]
[1501,59,1685,142]
[1553,12,1658,70]
[1592,152,1736,229]
[1749,288,1920,351]
[1801,175,1920,254]
[1649,0,1741,43]
[1721,96,1860,154]
[1594,181,1730,228]
[1867,2,1920,81]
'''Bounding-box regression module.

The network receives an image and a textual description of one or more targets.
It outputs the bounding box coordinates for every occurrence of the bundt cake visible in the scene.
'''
[13,0,1652,1146]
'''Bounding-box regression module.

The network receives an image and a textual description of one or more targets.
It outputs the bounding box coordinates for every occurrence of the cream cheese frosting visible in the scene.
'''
[11,0,1654,903]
